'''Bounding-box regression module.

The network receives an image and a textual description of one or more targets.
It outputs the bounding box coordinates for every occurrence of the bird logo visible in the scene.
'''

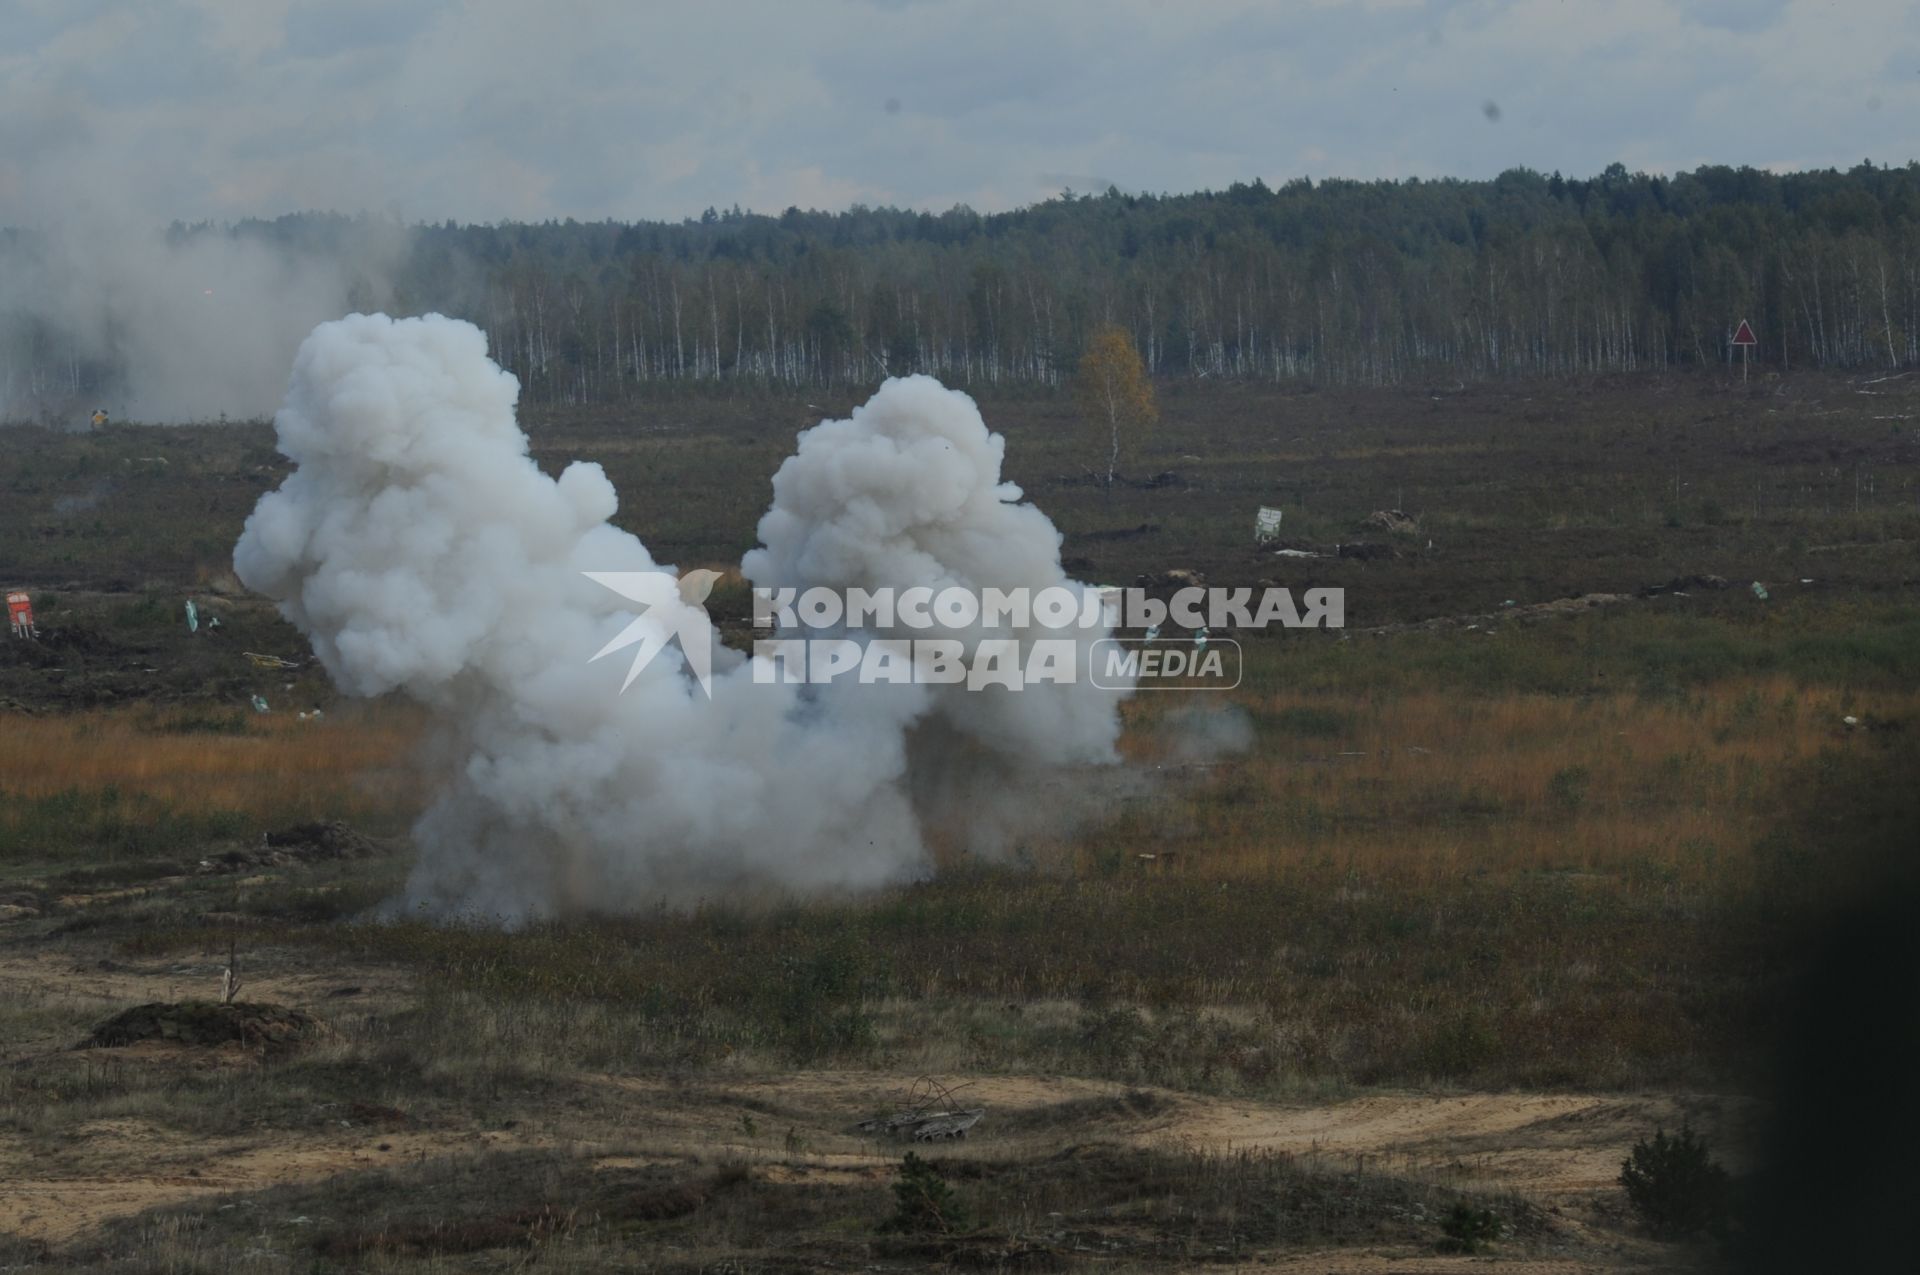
[583,568,722,697]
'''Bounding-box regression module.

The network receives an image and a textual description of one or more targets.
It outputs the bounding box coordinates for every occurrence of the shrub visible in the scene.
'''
[1619,1123,1730,1239]
[1078,1005,1149,1063]
[1438,1202,1505,1253]
[885,1153,970,1235]
[1546,765,1590,814]
[760,928,883,1060]
[1419,1010,1500,1078]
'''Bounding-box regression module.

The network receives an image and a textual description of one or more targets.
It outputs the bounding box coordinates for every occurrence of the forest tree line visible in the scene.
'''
[9,161,1920,412]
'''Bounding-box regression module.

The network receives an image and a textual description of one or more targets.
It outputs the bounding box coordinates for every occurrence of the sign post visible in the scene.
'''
[6,591,35,639]
[1731,319,1757,385]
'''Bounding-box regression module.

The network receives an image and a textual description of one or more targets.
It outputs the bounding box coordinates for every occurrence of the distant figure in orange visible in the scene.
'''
[90,408,109,429]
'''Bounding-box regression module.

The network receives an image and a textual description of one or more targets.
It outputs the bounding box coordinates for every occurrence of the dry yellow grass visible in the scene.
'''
[8,673,1886,1097]
[0,702,426,826]
[1103,677,1909,887]
[1,675,1901,888]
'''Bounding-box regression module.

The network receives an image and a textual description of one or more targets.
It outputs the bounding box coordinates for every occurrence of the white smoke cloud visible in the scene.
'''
[235,313,1128,920]
[744,374,1123,773]
[1,216,402,424]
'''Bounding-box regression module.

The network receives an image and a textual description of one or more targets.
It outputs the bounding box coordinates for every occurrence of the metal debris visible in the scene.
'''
[857,1077,986,1142]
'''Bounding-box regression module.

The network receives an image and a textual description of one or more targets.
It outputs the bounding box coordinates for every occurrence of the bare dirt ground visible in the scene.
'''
[1,1066,1745,1269]
[0,835,1767,1271]
[0,917,1753,1271]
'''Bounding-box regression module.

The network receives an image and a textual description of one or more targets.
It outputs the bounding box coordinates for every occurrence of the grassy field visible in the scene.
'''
[1,372,1916,1270]
[4,371,1918,619]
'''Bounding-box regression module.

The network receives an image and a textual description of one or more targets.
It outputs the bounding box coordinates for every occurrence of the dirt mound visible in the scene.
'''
[262,821,376,856]
[1135,567,1207,589]
[198,820,381,873]
[315,1204,576,1260]
[629,1166,750,1221]
[1361,508,1419,534]
[81,1001,321,1052]
[1638,573,1731,597]
[0,890,45,921]
[1079,522,1161,542]
[316,1169,749,1259]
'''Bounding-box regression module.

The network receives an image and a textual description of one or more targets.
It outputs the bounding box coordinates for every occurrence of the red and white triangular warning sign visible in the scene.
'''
[1731,319,1757,346]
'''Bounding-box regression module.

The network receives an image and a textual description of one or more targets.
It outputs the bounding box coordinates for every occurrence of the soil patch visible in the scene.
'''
[81,1000,321,1052]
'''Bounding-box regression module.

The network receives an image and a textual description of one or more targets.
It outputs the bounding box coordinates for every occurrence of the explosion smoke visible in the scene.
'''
[1,216,402,424]
[235,313,1127,920]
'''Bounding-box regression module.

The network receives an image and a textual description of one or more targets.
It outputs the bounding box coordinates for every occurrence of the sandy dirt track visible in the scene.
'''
[3,1060,1752,1267]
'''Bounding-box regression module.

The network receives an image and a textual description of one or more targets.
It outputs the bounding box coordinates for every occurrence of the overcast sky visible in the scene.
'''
[3,0,1914,227]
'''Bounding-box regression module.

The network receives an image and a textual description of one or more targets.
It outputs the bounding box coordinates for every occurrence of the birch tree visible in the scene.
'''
[1076,324,1157,488]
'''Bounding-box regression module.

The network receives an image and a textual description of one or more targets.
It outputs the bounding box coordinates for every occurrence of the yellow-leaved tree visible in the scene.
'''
[1075,324,1157,489]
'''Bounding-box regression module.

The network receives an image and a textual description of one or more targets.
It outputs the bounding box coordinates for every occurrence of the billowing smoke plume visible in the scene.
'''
[745,375,1124,775]
[1,216,401,424]
[235,313,1126,919]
